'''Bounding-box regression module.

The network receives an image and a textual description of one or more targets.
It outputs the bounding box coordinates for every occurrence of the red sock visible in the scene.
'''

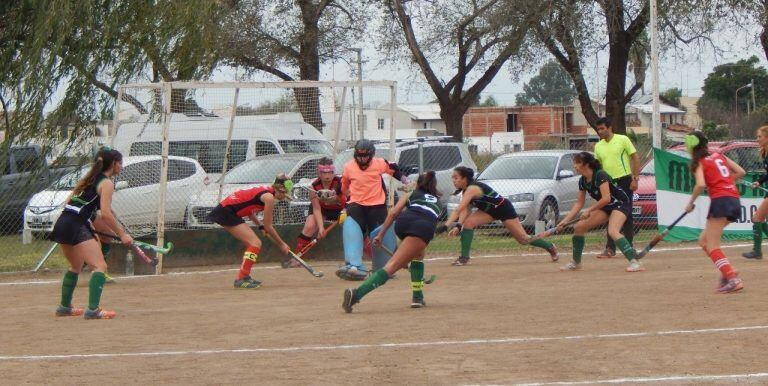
[295,234,312,254]
[237,246,260,280]
[363,237,373,259]
[709,249,736,280]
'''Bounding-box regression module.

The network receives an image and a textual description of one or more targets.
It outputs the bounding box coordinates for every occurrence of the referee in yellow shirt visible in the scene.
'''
[593,117,641,258]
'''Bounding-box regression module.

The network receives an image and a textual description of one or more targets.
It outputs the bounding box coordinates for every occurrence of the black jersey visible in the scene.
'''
[406,188,442,220]
[579,169,629,205]
[63,174,108,222]
[758,154,768,184]
[466,181,505,212]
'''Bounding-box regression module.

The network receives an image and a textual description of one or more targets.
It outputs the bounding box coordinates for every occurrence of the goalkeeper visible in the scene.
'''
[288,157,347,267]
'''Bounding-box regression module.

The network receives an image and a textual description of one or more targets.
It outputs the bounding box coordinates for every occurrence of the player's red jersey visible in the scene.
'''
[311,176,346,211]
[700,153,740,199]
[219,186,275,217]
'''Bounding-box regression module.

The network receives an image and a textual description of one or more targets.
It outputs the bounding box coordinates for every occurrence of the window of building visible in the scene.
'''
[507,114,519,132]
[377,118,385,130]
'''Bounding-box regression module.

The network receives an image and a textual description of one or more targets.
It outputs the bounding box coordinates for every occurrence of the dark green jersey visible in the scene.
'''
[64,174,108,222]
[578,169,628,205]
[467,181,505,212]
[406,188,441,219]
[759,154,768,184]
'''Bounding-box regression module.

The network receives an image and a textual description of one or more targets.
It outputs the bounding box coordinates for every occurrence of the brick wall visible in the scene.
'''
[464,105,581,150]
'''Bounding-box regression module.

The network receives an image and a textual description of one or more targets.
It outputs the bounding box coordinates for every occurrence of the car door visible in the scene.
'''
[555,154,580,215]
[164,159,201,223]
[113,160,161,227]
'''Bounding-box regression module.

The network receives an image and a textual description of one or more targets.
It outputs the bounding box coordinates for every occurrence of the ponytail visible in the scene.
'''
[72,147,122,196]
[573,152,602,171]
[686,132,709,172]
[416,170,440,197]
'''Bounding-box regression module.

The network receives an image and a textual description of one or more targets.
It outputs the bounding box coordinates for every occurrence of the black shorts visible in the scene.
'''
[708,196,741,222]
[479,199,518,221]
[600,200,632,218]
[346,203,387,234]
[320,208,342,222]
[395,209,438,244]
[48,213,95,245]
[207,204,245,227]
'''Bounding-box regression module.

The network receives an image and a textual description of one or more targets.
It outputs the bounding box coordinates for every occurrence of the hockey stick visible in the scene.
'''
[739,180,768,194]
[93,231,159,266]
[636,206,693,259]
[93,231,173,255]
[376,244,436,284]
[282,212,346,269]
[528,217,581,243]
[256,222,324,278]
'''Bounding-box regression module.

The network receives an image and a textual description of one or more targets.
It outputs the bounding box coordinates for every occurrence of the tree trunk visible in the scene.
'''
[604,37,631,134]
[761,22,767,62]
[440,104,466,142]
[293,4,324,132]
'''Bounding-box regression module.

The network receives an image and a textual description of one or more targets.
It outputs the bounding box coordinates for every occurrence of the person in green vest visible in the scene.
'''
[593,117,641,259]
[743,125,768,259]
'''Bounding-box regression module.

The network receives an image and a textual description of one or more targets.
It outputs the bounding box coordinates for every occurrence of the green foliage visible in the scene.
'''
[700,56,768,114]
[479,95,499,107]
[702,120,730,141]
[515,61,576,106]
[537,138,564,150]
[661,88,683,108]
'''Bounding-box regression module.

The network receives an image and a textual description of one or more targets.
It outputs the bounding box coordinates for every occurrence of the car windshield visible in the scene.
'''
[641,150,689,175]
[224,159,298,184]
[335,147,390,174]
[479,156,558,180]
[51,166,89,190]
[278,140,333,155]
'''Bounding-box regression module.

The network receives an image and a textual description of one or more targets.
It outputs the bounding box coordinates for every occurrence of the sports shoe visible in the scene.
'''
[410,296,426,308]
[451,256,470,266]
[342,267,368,281]
[742,250,763,260]
[84,308,116,320]
[625,259,645,272]
[559,261,582,271]
[342,288,359,313]
[716,277,744,294]
[55,305,84,317]
[104,273,115,284]
[546,245,559,262]
[716,275,728,290]
[596,249,616,259]
[234,276,262,289]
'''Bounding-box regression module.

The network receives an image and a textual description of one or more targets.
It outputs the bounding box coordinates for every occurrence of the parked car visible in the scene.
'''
[23,155,208,241]
[0,145,79,234]
[634,141,761,228]
[448,150,585,229]
[186,153,326,228]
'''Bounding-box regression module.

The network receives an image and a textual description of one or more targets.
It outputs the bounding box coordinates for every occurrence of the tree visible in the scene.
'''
[380,0,544,141]
[534,0,730,134]
[479,95,499,107]
[699,56,768,114]
[222,0,368,131]
[515,61,576,105]
[660,87,683,108]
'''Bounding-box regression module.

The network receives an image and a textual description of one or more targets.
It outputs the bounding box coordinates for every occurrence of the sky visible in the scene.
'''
[209,23,767,107]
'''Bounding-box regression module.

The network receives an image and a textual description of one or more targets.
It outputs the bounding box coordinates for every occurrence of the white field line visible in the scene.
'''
[504,371,768,385]
[0,324,766,362]
[0,242,753,287]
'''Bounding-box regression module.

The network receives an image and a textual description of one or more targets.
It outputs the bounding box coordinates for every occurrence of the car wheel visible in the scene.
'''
[538,198,558,229]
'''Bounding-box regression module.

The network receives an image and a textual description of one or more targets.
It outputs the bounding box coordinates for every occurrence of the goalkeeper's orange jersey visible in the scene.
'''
[341,158,395,206]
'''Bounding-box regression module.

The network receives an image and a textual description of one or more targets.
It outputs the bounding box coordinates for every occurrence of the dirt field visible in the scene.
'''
[2,242,768,385]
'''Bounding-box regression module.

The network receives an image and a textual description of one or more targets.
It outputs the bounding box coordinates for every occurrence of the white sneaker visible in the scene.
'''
[559,261,582,271]
[626,260,645,272]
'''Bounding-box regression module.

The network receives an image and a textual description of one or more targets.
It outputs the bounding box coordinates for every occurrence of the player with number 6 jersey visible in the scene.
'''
[342,171,441,312]
[684,131,746,294]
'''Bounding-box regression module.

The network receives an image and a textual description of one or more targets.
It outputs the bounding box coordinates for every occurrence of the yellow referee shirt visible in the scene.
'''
[594,134,636,179]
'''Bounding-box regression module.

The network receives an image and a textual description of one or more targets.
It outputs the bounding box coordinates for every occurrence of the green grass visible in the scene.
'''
[0,234,68,272]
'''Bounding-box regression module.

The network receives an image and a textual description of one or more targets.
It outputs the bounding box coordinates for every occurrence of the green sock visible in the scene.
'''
[761,222,768,238]
[354,269,389,301]
[88,272,106,311]
[60,270,78,308]
[572,236,585,264]
[530,238,554,250]
[409,261,424,299]
[616,237,636,261]
[101,243,111,257]
[753,223,763,253]
[460,229,474,258]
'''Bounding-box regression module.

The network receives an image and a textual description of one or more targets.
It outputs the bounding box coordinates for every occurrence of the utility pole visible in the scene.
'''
[650,0,661,148]
[351,48,364,140]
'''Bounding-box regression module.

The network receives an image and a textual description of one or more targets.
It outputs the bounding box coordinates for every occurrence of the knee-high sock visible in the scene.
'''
[753,223,763,252]
[410,261,424,299]
[60,270,78,308]
[237,246,260,280]
[354,269,389,301]
[88,272,106,311]
[295,234,312,254]
[370,224,395,271]
[529,238,553,250]
[615,237,636,261]
[709,248,737,280]
[761,222,768,237]
[460,229,474,258]
[572,236,585,264]
[343,217,365,269]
